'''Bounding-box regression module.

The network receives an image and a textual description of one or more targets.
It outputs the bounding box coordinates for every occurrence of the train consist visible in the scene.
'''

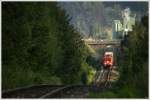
[103,52,114,69]
[103,46,114,69]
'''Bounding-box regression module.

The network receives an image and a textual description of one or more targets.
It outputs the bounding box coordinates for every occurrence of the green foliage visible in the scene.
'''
[118,15,148,98]
[99,91,116,98]
[88,86,140,98]
[80,61,96,85]
[117,86,140,98]
[2,2,87,89]
[89,90,117,98]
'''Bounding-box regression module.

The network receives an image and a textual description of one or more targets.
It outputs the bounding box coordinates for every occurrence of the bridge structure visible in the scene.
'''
[82,39,121,48]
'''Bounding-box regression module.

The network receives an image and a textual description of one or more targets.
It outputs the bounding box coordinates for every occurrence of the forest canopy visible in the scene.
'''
[2,2,89,89]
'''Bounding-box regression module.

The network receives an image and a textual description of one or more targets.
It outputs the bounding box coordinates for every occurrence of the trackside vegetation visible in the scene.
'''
[2,2,95,89]
[89,15,148,98]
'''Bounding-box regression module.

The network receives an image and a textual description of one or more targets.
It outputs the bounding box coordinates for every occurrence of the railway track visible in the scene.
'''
[2,66,119,98]
[2,85,89,98]
[2,85,62,98]
[43,85,89,98]
[93,66,119,90]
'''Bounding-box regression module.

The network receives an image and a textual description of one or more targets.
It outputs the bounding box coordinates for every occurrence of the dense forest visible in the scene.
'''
[59,2,148,38]
[2,2,95,89]
[118,15,148,98]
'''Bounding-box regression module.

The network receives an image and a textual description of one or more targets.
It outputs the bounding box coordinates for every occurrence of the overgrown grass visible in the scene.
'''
[2,65,62,90]
[88,86,141,98]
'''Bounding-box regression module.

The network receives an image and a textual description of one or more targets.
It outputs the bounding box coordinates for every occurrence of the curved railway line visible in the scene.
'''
[2,85,89,98]
[2,85,63,98]
[2,66,119,98]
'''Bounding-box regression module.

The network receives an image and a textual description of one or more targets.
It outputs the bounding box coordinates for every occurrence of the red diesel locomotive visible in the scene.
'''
[103,52,114,69]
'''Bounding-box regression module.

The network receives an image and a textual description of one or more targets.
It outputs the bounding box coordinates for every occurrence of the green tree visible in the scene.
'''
[118,15,148,97]
[2,2,87,89]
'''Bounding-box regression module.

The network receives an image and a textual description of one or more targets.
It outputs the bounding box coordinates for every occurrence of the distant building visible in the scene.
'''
[112,8,136,39]
[112,20,123,39]
[115,20,122,32]
[122,8,136,35]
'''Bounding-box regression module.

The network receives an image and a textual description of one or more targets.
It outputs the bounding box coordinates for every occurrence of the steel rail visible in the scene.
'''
[39,85,72,98]
[104,67,113,87]
[2,85,67,98]
[94,66,113,88]
[2,84,53,94]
